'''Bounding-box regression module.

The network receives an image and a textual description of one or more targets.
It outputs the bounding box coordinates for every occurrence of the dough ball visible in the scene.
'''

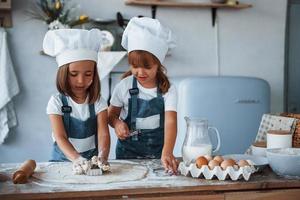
[102,164,111,172]
[98,162,111,172]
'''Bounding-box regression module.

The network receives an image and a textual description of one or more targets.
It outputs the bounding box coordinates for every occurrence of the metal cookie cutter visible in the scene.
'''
[129,129,141,141]
[129,129,140,137]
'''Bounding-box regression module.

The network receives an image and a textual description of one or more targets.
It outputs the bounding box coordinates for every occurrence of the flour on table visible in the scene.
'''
[32,161,148,184]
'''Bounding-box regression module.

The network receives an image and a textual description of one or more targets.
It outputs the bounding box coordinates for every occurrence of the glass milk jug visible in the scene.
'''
[182,117,221,165]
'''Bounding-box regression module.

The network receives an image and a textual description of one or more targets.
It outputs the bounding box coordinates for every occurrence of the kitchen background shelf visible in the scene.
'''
[125,0,252,26]
[125,0,252,9]
[0,0,12,27]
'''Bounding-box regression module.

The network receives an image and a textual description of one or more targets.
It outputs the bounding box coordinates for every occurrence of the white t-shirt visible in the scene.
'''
[47,93,108,141]
[110,75,177,120]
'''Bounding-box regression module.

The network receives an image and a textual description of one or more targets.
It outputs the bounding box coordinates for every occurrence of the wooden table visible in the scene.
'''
[1,159,300,200]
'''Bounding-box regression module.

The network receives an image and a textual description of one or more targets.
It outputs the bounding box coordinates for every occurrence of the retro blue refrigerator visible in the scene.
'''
[173,76,270,156]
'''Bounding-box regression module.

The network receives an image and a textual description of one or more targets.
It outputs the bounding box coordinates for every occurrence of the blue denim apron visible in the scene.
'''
[116,77,165,159]
[50,95,98,162]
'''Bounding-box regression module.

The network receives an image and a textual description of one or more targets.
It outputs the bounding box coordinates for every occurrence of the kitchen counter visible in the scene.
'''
[1,159,300,200]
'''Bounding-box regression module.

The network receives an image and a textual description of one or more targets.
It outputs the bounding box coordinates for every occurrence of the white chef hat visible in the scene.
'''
[43,29,102,67]
[121,17,176,64]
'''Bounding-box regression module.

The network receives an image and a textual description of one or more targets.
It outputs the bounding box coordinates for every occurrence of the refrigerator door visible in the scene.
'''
[173,76,270,156]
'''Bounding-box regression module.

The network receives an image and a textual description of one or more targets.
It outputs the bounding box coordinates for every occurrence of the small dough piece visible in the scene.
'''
[99,163,111,172]
[91,156,99,166]
[86,168,103,176]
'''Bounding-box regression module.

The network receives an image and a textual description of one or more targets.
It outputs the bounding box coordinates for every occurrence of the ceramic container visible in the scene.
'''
[266,148,300,178]
[251,141,267,157]
[267,130,292,149]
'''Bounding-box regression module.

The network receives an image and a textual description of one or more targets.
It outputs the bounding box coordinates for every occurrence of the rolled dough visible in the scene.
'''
[33,161,148,184]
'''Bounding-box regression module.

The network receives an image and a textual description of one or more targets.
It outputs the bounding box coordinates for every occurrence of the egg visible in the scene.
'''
[195,156,208,168]
[220,159,236,170]
[213,155,224,163]
[208,159,220,170]
[204,155,213,162]
[237,159,250,167]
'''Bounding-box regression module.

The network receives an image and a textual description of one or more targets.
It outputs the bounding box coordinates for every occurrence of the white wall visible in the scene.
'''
[0,0,287,162]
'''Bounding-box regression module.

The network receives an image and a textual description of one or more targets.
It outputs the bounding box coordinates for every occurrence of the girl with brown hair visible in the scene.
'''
[108,17,178,174]
[43,29,110,172]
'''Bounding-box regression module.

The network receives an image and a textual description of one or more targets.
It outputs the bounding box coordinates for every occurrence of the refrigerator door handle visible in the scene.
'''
[235,99,260,104]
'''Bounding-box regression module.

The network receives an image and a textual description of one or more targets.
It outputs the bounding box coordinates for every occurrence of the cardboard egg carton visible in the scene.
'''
[179,161,256,181]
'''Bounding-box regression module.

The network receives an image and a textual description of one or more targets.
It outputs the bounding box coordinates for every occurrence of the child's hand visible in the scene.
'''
[114,119,130,140]
[98,157,110,172]
[161,152,179,175]
[97,151,109,166]
[72,156,90,174]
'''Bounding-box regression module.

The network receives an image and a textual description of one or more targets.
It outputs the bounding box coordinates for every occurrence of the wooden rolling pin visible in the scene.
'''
[12,160,36,184]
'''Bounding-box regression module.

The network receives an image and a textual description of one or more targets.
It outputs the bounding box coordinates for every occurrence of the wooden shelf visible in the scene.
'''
[0,0,12,27]
[125,0,252,9]
[125,0,252,26]
[0,0,11,10]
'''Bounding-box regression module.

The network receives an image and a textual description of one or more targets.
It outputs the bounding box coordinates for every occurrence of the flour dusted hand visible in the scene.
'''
[98,159,110,172]
[97,149,111,172]
[72,156,91,175]
[161,153,179,175]
[91,155,111,172]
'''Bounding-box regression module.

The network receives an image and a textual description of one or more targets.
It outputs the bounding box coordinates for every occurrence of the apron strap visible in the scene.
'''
[129,77,139,131]
[129,77,139,141]
[88,102,97,148]
[88,103,95,117]
[60,94,71,136]
[156,86,164,129]
[157,87,163,98]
